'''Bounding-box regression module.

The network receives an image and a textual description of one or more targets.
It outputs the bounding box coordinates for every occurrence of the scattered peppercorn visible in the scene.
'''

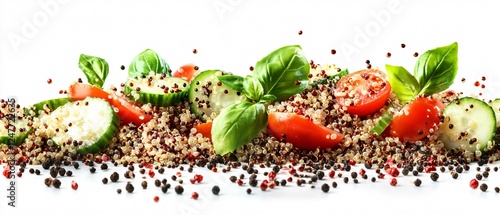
[52,179,61,188]
[480,183,488,192]
[89,167,96,173]
[175,185,184,194]
[414,178,422,187]
[126,182,134,193]
[246,188,252,194]
[430,172,439,181]
[117,189,122,194]
[44,178,52,187]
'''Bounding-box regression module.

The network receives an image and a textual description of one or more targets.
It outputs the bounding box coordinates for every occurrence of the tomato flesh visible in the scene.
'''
[387,96,445,141]
[193,121,212,140]
[267,112,343,150]
[68,83,152,126]
[173,63,198,82]
[335,69,391,116]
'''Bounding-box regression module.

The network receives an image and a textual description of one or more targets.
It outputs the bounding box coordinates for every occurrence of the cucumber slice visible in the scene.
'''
[439,97,497,153]
[40,97,120,154]
[24,97,70,116]
[188,70,246,121]
[488,99,500,129]
[124,74,189,106]
[0,118,31,146]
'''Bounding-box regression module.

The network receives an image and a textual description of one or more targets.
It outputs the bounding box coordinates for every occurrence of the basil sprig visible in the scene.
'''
[213,45,310,155]
[128,49,170,78]
[386,42,458,104]
[78,54,109,88]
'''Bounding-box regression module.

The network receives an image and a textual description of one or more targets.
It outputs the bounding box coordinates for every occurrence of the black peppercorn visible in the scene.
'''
[161,184,169,193]
[229,176,237,183]
[154,179,161,187]
[321,183,330,193]
[89,167,96,173]
[246,188,252,194]
[174,185,184,194]
[102,177,108,184]
[100,163,108,170]
[430,172,439,181]
[280,179,287,186]
[66,170,73,177]
[343,177,349,184]
[249,179,258,187]
[52,179,61,188]
[332,181,338,188]
[58,168,66,177]
[475,173,483,180]
[117,189,122,194]
[141,181,148,189]
[212,185,220,195]
[414,178,422,187]
[125,182,134,193]
[158,167,165,174]
[110,172,119,182]
[44,178,52,187]
[480,183,488,192]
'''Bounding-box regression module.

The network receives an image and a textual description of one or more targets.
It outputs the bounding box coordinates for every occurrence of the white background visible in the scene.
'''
[1,0,500,214]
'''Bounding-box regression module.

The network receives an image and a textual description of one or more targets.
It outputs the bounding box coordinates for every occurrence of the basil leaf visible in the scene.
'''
[310,68,349,86]
[128,49,170,78]
[260,94,277,103]
[212,101,267,155]
[217,75,244,92]
[242,75,264,101]
[385,64,420,104]
[414,42,458,95]
[253,45,310,101]
[78,54,109,88]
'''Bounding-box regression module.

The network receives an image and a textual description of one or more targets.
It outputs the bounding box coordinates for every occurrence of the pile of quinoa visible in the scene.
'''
[1,63,500,171]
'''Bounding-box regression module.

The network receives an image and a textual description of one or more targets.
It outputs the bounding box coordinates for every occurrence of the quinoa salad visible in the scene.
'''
[2,42,500,199]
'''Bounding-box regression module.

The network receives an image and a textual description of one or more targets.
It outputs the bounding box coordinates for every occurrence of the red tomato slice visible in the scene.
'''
[193,121,212,140]
[267,112,343,150]
[335,69,391,116]
[68,83,152,126]
[387,96,445,141]
[173,63,198,82]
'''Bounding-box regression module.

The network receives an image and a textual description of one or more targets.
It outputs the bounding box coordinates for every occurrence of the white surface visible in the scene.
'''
[1,0,500,214]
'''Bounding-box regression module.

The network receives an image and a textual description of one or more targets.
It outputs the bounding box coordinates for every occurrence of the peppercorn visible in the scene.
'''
[249,179,258,187]
[414,178,422,187]
[495,187,500,193]
[154,179,161,187]
[161,184,169,193]
[246,188,252,194]
[351,172,358,179]
[35,169,41,175]
[49,167,58,178]
[430,172,439,181]
[141,181,148,189]
[475,173,483,180]
[100,163,108,170]
[311,175,318,182]
[321,183,330,193]
[89,167,96,173]
[371,177,376,182]
[171,175,177,181]
[332,181,338,188]
[456,165,464,173]
[117,189,122,194]
[175,185,184,194]
[110,172,119,182]
[158,167,165,174]
[212,185,220,195]
[29,168,34,174]
[66,170,73,177]
[102,177,108,184]
[126,182,134,193]
[229,175,237,183]
[480,183,488,192]
[140,168,146,174]
[451,172,459,179]
[482,171,489,178]
[343,177,349,184]
[58,168,66,177]
[412,170,419,176]
[272,165,280,173]
[162,178,168,184]
[72,162,79,169]
[52,179,61,188]
[44,178,53,187]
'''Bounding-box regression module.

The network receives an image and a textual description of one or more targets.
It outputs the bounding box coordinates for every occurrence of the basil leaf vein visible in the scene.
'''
[78,54,109,88]
[253,45,310,101]
[414,42,458,95]
[385,64,419,104]
[212,101,267,155]
[242,75,264,101]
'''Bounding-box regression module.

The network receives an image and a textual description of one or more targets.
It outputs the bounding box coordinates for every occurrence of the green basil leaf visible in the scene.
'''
[310,68,349,86]
[242,75,264,101]
[78,54,109,88]
[253,45,310,101]
[212,101,267,155]
[217,75,244,92]
[128,49,170,78]
[414,42,458,95]
[260,94,277,103]
[385,64,420,104]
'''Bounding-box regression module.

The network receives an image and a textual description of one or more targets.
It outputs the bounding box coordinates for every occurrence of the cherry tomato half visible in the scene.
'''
[68,83,152,126]
[387,96,445,141]
[193,121,212,140]
[335,69,392,116]
[173,63,198,82]
[267,112,343,150]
